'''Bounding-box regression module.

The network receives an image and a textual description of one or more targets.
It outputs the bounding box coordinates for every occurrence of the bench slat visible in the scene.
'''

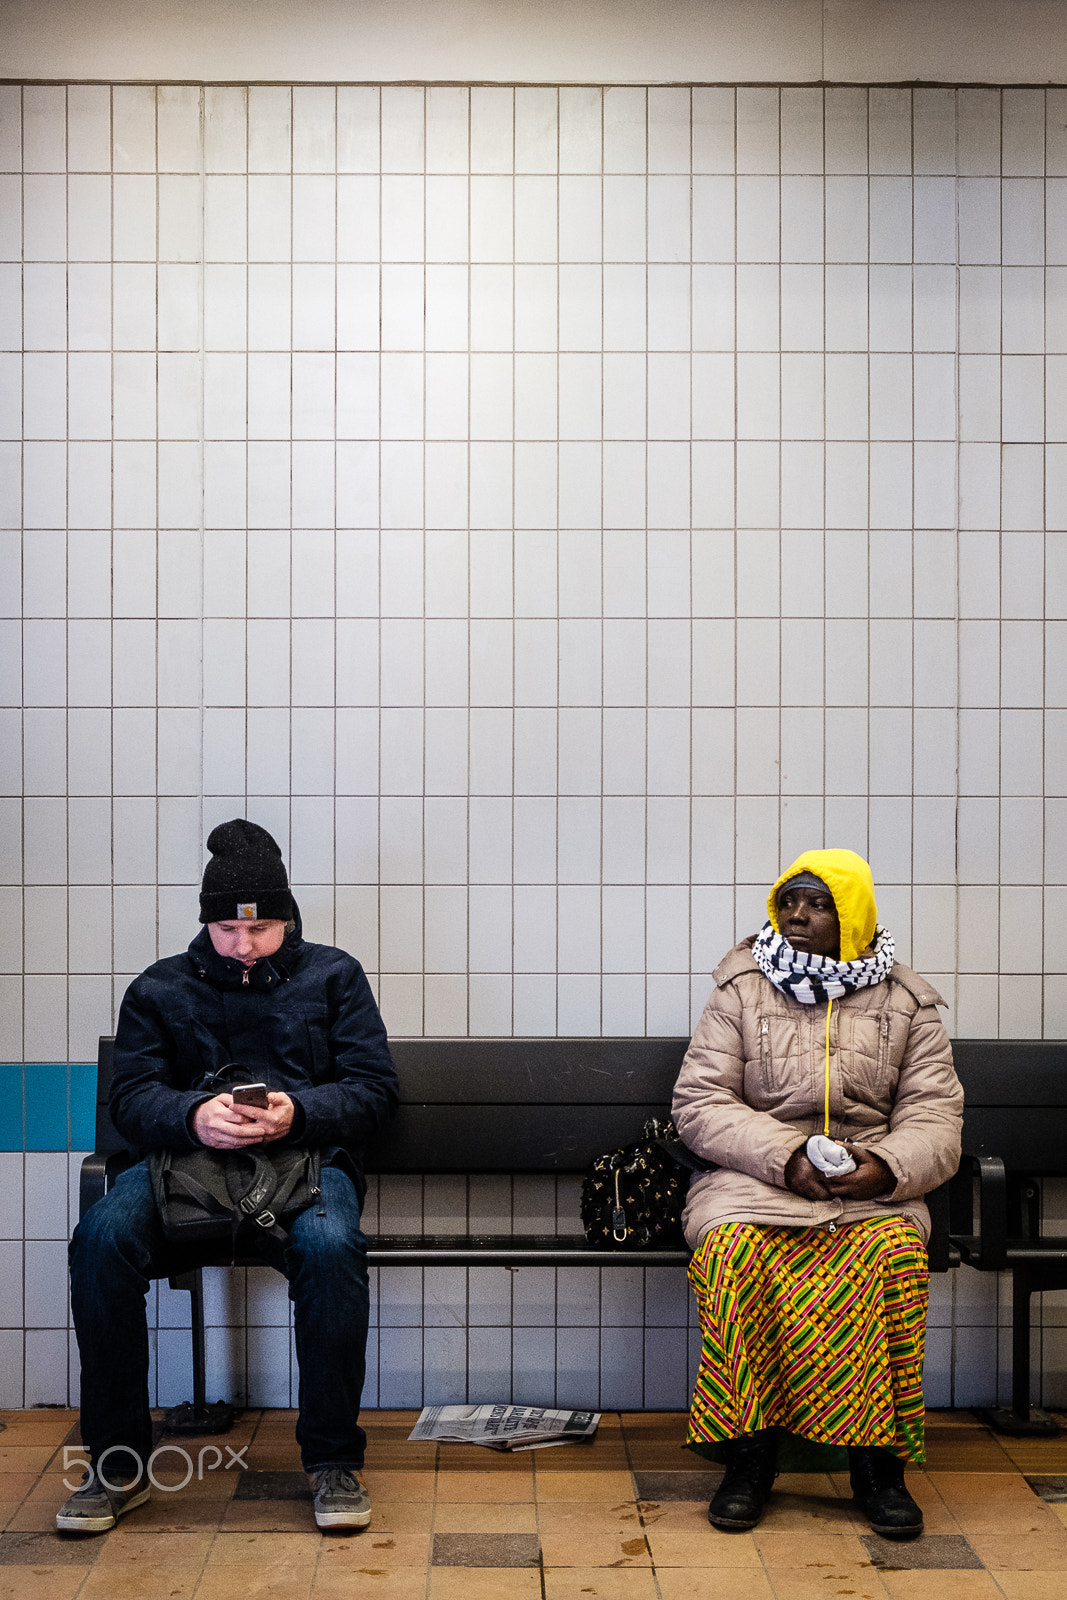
[365,1103,676,1173]
[368,1235,691,1267]
[387,1038,689,1104]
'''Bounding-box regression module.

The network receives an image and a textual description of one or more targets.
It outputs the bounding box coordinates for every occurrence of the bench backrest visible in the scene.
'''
[951,1038,1067,1174]
[93,1036,689,1174]
[93,1035,1067,1177]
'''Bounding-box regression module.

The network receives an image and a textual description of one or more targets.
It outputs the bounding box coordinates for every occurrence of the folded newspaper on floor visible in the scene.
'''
[409,1404,600,1451]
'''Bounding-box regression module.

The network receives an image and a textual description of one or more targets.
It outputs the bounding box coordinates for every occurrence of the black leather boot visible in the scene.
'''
[848,1446,923,1536]
[707,1432,778,1531]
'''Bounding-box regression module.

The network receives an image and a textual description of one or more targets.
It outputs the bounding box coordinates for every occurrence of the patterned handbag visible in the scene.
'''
[580,1117,707,1250]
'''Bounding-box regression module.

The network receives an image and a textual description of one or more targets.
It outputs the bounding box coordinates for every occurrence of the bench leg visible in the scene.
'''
[162,1267,239,1437]
[975,1266,1059,1437]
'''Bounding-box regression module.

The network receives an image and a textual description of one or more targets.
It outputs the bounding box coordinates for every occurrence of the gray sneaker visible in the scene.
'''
[310,1467,371,1529]
[55,1472,150,1533]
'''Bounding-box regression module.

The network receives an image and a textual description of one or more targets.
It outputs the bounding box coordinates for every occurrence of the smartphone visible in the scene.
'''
[231,1083,269,1109]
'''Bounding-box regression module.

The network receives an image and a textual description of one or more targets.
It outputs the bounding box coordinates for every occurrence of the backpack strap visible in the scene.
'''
[224,1150,288,1239]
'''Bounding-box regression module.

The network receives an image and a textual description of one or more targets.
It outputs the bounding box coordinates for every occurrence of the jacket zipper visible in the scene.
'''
[878,1010,889,1072]
[759,1015,770,1089]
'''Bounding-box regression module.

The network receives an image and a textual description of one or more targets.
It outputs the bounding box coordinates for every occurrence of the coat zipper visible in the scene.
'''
[878,1010,889,1072]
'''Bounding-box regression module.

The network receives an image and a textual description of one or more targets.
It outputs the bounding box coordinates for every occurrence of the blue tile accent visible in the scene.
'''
[69,1063,97,1151]
[0,1063,98,1151]
[25,1064,68,1152]
[0,1066,22,1152]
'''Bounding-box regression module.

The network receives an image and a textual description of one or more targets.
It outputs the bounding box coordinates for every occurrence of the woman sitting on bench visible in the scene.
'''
[672,849,962,1537]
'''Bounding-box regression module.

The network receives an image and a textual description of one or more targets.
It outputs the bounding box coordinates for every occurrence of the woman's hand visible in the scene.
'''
[824,1144,894,1201]
[784,1144,832,1200]
[784,1141,894,1202]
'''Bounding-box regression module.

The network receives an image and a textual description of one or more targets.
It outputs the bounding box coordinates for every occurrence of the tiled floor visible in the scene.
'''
[3,1408,1067,1598]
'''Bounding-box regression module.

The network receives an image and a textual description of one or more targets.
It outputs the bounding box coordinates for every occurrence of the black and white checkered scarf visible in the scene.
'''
[752,921,895,1006]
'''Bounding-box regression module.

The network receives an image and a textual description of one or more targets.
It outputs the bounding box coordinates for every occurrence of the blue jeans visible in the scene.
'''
[69,1160,370,1479]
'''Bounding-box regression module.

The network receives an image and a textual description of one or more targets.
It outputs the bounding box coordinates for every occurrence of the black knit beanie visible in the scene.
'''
[198,819,293,924]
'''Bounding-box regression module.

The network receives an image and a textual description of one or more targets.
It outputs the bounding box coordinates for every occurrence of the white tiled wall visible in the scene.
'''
[2,81,1066,1411]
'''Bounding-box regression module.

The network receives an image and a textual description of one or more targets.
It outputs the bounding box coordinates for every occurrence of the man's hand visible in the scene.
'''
[193,1092,296,1149]
[824,1144,894,1201]
[783,1144,832,1200]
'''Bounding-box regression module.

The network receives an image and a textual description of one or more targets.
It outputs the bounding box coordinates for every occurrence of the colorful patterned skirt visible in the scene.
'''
[687,1216,928,1465]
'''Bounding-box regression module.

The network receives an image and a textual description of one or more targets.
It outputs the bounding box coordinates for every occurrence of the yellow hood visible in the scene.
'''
[768,848,878,963]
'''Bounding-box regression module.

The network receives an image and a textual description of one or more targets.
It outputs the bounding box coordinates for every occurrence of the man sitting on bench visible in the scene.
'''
[59,819,398,1535]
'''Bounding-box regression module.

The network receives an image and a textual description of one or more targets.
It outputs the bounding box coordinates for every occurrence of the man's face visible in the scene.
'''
[208,919,287,967]
[776,885,841,960]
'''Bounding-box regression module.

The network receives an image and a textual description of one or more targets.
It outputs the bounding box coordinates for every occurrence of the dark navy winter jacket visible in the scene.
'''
[110,914,398,1194]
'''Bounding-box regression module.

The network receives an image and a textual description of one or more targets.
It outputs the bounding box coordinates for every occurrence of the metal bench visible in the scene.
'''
[947,1038,1067,1436]
[81,1033,692,1430]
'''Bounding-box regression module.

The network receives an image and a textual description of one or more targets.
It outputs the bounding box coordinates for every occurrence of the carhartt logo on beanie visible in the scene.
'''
[199,819,293,924]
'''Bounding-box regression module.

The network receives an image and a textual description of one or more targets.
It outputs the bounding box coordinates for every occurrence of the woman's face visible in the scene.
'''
[777,884,840,959]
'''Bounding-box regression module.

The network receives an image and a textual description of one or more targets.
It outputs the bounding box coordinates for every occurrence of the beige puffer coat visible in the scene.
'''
[672,939,963,1247]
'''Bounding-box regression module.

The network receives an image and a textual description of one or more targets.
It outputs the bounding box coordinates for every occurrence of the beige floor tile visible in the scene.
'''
[434,1469,535,1502]
[537,1499,645,1533]
[878,1576,1003,1599]
[311,1572,429,1600]
[753,1530,872,1565]
[204,1530,321,1564]
[536,1448,632,1470]
[0,1413,75,1444]
[636,1499,707,1529]
[76,1563,204,1599]
[761,1567,887,1600]
[429,1568,542,1598]
[0,1572,90,1600]
[535,1470,635,1501]
[361,1468,436,1499]
[758,1491,865,1531]
[947,1498,1061,1534]
[0,1472,42,1500]
[364,1448,438,1469]
[542,1569,660,1600]
[4,1483,78,1533]
[656,1573,775,1600]
[436,1448,530,1472]
[364,1499,435,1532]
[193,1573,313,1600]
[539,1528,650,1566]
[316,1531,432,1567]
[923,1471,1038,1502]
[0,1446,60,1474]
[991,1573,1067,1600]
[432,1501,538,1533]
[646,1525,761,1567]
[93,1529,214,1564]
[969,1530,1067,1569]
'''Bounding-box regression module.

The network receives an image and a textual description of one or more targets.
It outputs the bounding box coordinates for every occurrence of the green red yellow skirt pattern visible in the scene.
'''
[687,1216,928,1464]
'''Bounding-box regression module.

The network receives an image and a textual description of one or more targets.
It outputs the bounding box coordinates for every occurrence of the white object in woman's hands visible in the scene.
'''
[806,1134,856,1176]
